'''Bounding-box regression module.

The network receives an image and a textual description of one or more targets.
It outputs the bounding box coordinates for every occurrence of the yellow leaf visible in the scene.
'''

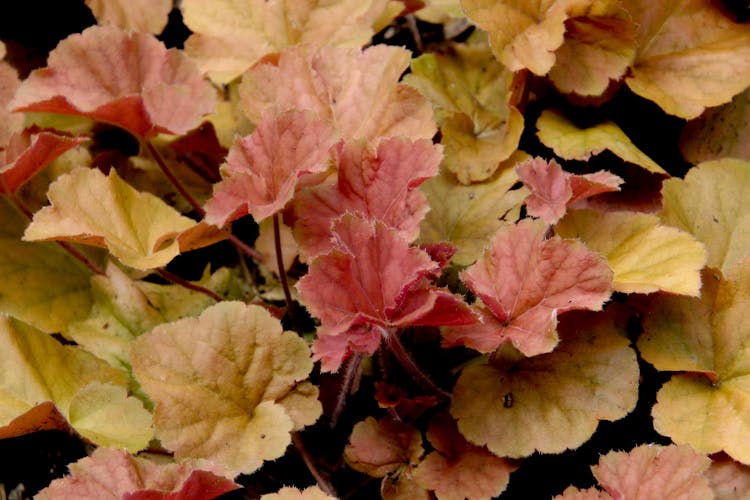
[660,159,750,274]
[461,0,592,75]
[451,310,638,458]
[623,0,750,119]
[24,167,198,270]
[536,109,667,174]
[556,209,707,296]
[85,0,172,34]
[405,37,524,182]
[130,301,322,474]
[640,263,750,464]
[418,153,529,266]
[0,316,150,451]
[181,0,396,84]
[0,197,93,333]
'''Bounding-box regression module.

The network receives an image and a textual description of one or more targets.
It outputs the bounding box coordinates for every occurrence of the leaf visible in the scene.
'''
[255,217,299,272]
[239,44,436,142]
[680,87,750,165]
[517,157,622,224]
[554,487,612,499]
[556,209,707,296]
[260,486,337,500]
[536,109,667,175]
[418,153,529,266]
[24,167,201,270]
[0,316,151,451]
[296,215,475,371]
[623,0,750,119]
[412,412,517,500]
[36,447,239,500]
[593,444,713,499]
[181,0,396,84]
[461,0,592,76]
[344,416,423,478]
[10,25,216,138]
[707,458,750,499]
[404,36,524,182]
[204,110,337,226]
[0,197,93,333]
[639,263,750,464]
[443,218,613,356]
[1,129,87,193]
[66,263,236,372]
[451,310,639,458]
[548,1,636,96]
[85,0,172,34]
[130,301,322,474]
[0,402,73,439]
[0,57,23,145]
[660,159,750,275]
[292,137,441,257]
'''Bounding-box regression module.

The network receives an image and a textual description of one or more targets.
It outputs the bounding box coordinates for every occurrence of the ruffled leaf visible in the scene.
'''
[130,301,322,474]
[344,416,423,478]
[10,25,215,138]
[260,486,337,500]
[85,0,172,34]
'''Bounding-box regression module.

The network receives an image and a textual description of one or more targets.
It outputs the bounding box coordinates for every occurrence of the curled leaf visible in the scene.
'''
[344,416,423,478]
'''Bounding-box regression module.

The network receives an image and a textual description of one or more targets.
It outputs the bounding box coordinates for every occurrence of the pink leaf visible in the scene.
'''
[442,219,613,356]
[293,137,441,257]
[124,470,241,500]
[1,129,86,193]
[517,157,622,224]
[204,110,337,225]
[10,25,215,138]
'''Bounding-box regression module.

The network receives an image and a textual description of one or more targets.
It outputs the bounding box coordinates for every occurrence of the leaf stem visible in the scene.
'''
[228,233,264,262]
[379,327,452,401]
[292,431,337,497]
[330,354,363,428]
[273,213,297,324]
[156,268,223,302]
[146,140,206,217]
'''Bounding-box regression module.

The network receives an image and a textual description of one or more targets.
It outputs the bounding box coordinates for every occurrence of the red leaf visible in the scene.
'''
[124,470,241,500]
[10,25,215,138]
[293,137,441,257]
[204,110,337,225]
[442,219,613,356]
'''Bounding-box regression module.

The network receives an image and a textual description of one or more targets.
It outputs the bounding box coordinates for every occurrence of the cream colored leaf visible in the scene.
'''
[556,209,707,295]
[85,0,172,34]
[261,486,337,500]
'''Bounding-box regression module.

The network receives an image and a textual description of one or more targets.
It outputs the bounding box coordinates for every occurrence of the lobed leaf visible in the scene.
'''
[344,416,423,478]
[260,486,337,500]
[707,458,750,499]
[130,301,321,474]
[85,0,172,34]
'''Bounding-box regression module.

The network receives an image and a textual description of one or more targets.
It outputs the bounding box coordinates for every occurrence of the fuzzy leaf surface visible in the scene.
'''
[204,110,337,226]
[130,301,321,474]
[10,25,215,138]
[344,416,423,478]
[443,219,613,356]
[640,263,750,464]
[451,310,639,458]
[85,0,172,34]
[660,159,750,274]
[556,209,706,296]
[240,44,435,141]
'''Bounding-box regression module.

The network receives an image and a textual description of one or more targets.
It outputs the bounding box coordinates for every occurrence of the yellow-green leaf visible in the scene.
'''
[536,109,666,175]
[418,154,529,266]
[0,197,93,333]
[451,310,638,458]
[130,301,322,474]
[23,167,197,270]
[556,209,706,296]
[640,263,750,464]
[660,159,750,274]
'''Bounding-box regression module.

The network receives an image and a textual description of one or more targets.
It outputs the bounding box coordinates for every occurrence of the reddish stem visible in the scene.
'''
[292,431,337,497]
[273,213,297,324]
[330,354,363,428]
[156,268,223,302]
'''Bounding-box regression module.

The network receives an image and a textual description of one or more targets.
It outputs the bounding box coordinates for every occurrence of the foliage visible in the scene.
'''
[1,0,750,498]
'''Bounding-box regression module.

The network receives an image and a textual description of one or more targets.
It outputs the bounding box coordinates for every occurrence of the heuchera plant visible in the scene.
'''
[1,0,750,498]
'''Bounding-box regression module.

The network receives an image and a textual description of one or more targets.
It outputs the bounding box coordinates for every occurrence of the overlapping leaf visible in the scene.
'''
[0,316,152,451]
[181,0,396,84]
[443,219,613,356]
[297,215,475,371]
[23,167,222,270]
[536,109,667,175]
[85,0,172,34]
[640,263,750,464]
[10,25,216,138]
[0,53,23,146]
[130,301,322,474]
[418,154,528,266]
[344,416,423,478]
[204,110,337,226]
[239,44,435,142]
[292,138,441,257]
[404,36,524,182]
[556,209,706,295]
[261,486,337,500]
[623,0,750,119]
[708,458,750,498]
[451,310,639,458]
[36,447,239,500]
[660,159,750,274]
